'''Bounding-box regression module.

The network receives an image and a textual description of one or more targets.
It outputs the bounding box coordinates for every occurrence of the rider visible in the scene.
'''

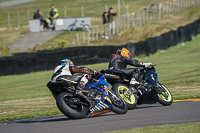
[108,47,152,92]
[51,59,99,106]
[49,4,59,27]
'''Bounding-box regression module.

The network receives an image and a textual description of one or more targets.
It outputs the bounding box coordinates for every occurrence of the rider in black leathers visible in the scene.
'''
[108,47,152,91]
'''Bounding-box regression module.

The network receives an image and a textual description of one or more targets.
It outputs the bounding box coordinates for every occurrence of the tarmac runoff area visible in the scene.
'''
[8,31,63,51]
[0,0,36,7]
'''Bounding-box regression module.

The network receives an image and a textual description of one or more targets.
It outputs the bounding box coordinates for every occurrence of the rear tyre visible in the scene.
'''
[112,83,137,110]
[157,83,173,106]
[56,92,87,119]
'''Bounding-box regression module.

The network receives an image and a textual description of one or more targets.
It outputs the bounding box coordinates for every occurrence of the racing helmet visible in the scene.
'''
[59,59,74,66]
[116,47,130,58]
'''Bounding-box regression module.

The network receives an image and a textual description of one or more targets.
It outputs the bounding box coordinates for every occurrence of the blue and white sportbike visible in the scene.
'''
[101,65,173,110]
[47,74,128,119]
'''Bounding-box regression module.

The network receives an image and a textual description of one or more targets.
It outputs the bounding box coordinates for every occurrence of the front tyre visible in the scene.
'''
[109,91,128,114]
[112,83,137,110]
[157,83,173,106]
[56,92,87,119]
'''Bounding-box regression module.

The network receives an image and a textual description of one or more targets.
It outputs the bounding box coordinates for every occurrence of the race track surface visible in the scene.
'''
[1,101,200,133]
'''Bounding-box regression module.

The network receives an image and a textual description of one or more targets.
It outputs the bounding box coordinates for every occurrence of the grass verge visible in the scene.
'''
[104,122,200,133]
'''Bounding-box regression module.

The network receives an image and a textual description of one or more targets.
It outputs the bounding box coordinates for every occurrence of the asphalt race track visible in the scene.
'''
[1,101,200,133]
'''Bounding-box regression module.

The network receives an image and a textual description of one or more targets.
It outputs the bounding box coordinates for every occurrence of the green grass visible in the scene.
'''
[104,122,200,133]
[0,34,200,122]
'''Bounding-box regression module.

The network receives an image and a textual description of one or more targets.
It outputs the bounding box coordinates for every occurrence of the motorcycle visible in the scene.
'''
[46,74,128,119]
[101,65,173,109]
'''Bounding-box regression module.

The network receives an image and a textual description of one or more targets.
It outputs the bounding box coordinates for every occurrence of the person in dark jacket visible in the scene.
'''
[108,47,152,91]
[33,9,49,29]
[107,7,116,23]
[33,9,43,19]
[102,12,108,24]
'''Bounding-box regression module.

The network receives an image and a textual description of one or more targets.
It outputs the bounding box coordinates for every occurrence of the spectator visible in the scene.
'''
[107,7,116,37]
[33,9,42,19]
[107,7,116,23]
[49,4,59,28]
[102,12,108,24]
[102,12,108,39]
[33,9,49,30]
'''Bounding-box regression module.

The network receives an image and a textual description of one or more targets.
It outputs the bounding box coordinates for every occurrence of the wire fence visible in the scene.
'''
[68,0,200,46]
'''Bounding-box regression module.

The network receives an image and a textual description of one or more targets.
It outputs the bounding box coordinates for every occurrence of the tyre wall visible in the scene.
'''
[0,19,199,76]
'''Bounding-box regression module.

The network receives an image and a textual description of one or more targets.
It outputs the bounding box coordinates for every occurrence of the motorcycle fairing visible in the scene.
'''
[146,69,158,87]
[86,74,113,117]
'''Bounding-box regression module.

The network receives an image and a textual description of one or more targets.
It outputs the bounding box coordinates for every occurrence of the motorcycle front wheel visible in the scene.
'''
[109,91,128,114]
[157,83,173,106]
[112,83,137,110]
[56,92,87,119]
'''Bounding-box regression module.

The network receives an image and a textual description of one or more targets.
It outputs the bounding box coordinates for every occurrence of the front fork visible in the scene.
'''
[108,90,121,101]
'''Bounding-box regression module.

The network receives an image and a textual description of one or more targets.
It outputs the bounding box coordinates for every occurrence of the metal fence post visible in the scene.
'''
[82,32,85,45]
[81,6,84,17]
[95,27,98,41]
[112,20,115,35]
[99,25,102,38]
[92,29,94,41]
[47,8,49,18]
[76,33,79,45]
[64,5,67,18]
[126,5,129,29]
[104,24,107,37]
[17,11,20,28]
[27,9,29,24]
[7,12,10,28]
[87,30,90,45]
[104,5,107,12]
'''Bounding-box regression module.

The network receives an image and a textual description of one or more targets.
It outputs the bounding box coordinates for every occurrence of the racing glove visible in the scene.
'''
[93,70,100,77]
[143,63,152,68]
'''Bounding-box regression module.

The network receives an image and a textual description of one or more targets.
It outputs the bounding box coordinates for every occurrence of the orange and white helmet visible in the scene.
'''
[116,47,130,58]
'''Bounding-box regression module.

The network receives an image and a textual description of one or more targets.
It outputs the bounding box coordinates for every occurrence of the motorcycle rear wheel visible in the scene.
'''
[157,83,173,106]
[112,83,137,110]
[56,92,87,119]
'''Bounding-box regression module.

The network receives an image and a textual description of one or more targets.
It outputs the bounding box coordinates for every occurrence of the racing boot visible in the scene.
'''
[128,77,142,95]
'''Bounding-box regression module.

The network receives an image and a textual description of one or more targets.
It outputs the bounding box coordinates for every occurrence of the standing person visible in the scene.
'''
[107,7,116,37]
[102,12,108,24]
[102,12,108,38]
[108,47,152,93]
[49,4,59,28]
[107,7,116,23]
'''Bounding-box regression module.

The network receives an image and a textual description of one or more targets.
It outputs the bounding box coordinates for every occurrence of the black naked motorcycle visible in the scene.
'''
[101,65,173,109]
[46,74,128,119]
